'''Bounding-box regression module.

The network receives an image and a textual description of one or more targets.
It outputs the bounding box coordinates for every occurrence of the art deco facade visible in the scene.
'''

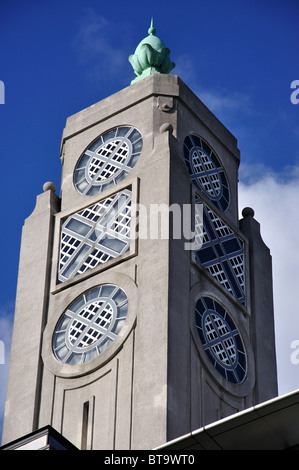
[2,25,277,450]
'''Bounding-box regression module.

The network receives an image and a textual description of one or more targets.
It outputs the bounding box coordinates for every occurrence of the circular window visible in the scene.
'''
[74,126,143,196]
[195,296,247,383]
[52,284,128,365]
[184,135,229,211]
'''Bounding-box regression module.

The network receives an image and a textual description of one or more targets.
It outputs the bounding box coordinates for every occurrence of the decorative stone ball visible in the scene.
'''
[242,207,255,218]
[43,181,56,193]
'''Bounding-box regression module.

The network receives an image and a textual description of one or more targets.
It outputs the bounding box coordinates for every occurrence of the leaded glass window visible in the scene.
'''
[195,196,245,303]
[184,135,229,212]
[195,296,247,383]
[52,285,128,365]
[74,126,142,196]
[58,188,131,283]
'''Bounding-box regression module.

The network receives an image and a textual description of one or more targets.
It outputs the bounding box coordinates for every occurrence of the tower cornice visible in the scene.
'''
[60,74,239,163]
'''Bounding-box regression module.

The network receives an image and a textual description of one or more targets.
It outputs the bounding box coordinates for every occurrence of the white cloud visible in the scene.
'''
[173,54,197,85]
[238,165,299,395]
[0,302,14,367]
[200,89,253,116]
[0,303,14,441]
[175,54,253,117]
[72,8,131,86]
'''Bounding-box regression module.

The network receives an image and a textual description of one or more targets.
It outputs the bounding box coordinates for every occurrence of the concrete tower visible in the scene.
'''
[2,23,277,450]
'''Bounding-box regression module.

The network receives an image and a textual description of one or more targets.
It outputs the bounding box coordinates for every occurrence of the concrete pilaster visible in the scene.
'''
[2,186,60,444]
[239,207,278,403]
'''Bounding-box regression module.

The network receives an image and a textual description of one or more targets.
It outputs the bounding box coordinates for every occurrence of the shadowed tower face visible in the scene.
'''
[2,22,277,450]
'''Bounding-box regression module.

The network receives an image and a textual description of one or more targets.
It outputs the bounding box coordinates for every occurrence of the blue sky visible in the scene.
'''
[0,0,298,442]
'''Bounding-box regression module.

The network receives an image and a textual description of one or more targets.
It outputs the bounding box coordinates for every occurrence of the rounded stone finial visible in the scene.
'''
[43,181,56,193]
[242,207,255,218]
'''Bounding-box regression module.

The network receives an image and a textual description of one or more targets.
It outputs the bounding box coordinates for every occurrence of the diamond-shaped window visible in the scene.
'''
[58,188,132,283]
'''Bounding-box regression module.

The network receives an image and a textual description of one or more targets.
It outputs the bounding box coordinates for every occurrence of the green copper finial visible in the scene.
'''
[128,20,175,84]
[148,18,156,35]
